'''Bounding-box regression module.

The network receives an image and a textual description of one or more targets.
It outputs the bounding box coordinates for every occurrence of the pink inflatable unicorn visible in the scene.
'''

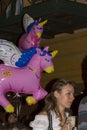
[18,14,47,50]
[0,47,58,113]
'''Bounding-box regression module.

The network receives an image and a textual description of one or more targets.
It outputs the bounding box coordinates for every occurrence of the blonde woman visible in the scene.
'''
[30,78,76,130]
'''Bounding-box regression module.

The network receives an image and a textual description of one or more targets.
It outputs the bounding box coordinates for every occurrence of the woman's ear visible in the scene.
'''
[54,91,60,98]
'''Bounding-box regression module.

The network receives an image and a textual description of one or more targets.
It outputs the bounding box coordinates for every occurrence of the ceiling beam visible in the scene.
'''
[0,0,87,27]
[0,27,22,34]
[22,0,87,19]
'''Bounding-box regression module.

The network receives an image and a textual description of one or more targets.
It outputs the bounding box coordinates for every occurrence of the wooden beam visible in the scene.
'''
[0,0,87,26]
[0,27,22,34]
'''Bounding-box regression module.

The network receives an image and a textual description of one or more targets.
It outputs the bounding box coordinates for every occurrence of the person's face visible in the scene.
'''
[54,84,75,110]
[8,115,17,123]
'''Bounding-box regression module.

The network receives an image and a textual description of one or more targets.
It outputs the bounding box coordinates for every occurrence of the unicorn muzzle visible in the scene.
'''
[44,66,54,73]
[36,33,42,38]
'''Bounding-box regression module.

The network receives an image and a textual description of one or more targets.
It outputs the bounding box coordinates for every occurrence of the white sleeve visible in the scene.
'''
[30,115,49,130]
[29,111,61,130]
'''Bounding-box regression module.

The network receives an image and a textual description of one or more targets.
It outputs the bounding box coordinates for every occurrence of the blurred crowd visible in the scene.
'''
[0,113,30,130]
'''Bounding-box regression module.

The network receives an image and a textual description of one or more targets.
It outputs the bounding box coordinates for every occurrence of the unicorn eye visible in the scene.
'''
[37,27,42,30]
[45,58,50,62]
[32,28,35,30]
[39,27,43,30]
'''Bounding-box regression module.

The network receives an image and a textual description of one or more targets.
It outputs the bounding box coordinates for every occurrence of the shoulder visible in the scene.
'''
[30,110,61,130]
[39,111,47,115]
[30,112,49,129]
[30,111,48,125]
[78,96,87,112]
[80,96,87,104]
[78,96,87,129]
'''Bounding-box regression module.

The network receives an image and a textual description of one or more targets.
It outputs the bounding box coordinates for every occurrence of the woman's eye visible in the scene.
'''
[67,93,71,95]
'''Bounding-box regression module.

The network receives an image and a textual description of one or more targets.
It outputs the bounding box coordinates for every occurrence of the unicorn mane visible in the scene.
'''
[15,47,37,67]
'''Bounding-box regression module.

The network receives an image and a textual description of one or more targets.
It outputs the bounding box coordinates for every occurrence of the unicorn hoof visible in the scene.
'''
[4,104,14,113]
[26,96,37,105]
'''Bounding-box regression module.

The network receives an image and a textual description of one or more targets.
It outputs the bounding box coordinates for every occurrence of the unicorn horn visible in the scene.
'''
[39,20,47,27]
[51,50,58,58]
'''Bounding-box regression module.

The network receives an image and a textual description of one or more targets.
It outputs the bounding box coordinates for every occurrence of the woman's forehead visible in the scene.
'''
[61,84,74,92]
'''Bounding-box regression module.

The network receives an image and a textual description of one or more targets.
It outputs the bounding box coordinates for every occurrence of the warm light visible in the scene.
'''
[80,91,83,94]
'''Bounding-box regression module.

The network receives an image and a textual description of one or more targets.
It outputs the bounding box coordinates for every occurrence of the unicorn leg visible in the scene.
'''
[25,88,47,105]
[26,96,37,105]
[4,104,14,113]
[0,94,14,113]
[33,87,48,101]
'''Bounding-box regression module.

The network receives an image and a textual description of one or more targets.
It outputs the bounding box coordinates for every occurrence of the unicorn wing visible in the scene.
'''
[0,39,22,67]
[23,13,34,32]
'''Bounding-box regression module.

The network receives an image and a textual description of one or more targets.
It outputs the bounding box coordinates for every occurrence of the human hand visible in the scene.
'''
[62,118,75,130]
[62,123,73,130]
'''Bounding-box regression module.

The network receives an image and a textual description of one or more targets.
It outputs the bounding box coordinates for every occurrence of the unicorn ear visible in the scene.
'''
[36,48,42,54]
[43,46,49,52]
[39,18,41,22]
[35,18,41,23]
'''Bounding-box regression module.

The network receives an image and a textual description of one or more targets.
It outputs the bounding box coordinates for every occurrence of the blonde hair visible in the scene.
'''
[43,78,75,116]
